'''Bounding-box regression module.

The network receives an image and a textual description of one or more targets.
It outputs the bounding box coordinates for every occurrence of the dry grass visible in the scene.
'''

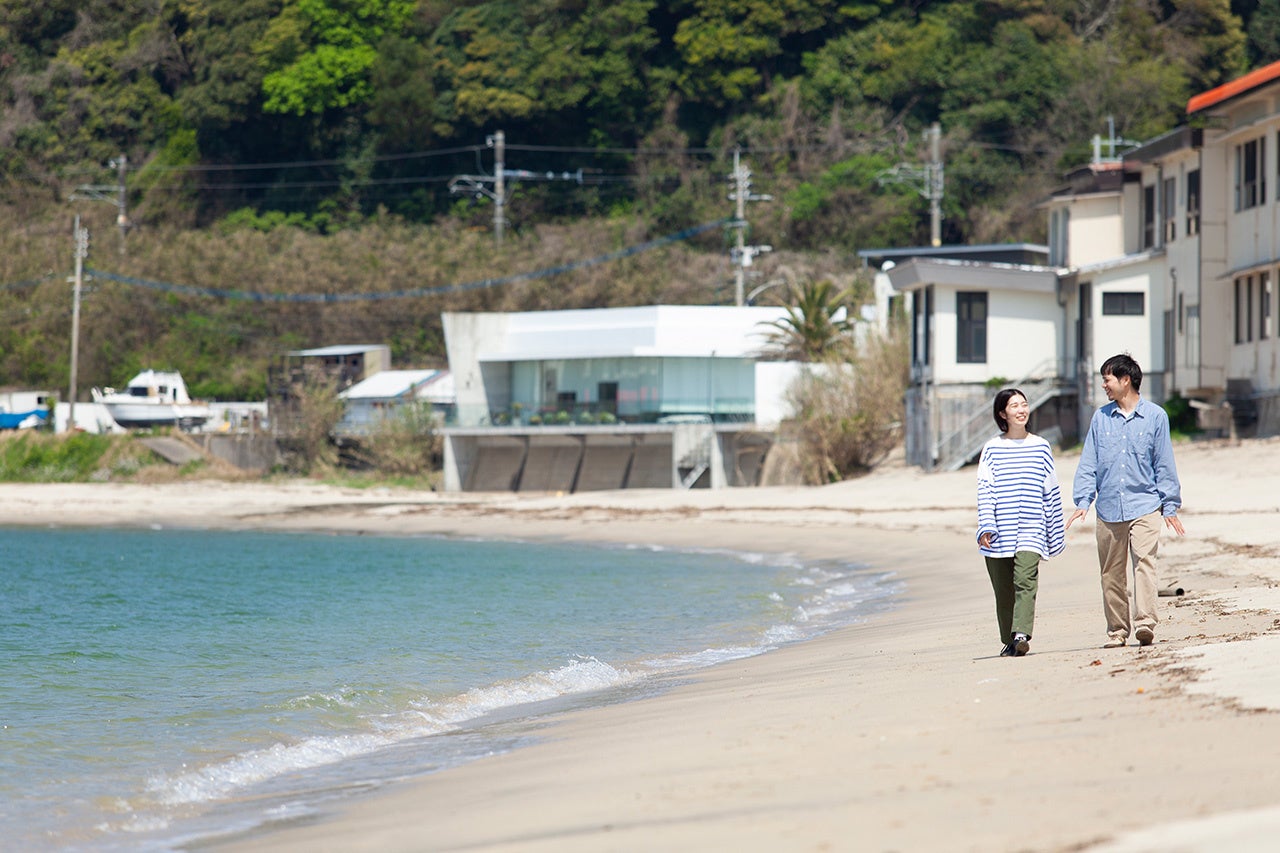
[783,329,910,483]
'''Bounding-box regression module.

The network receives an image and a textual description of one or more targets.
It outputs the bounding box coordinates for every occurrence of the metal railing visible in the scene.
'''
[933,360,1069,472]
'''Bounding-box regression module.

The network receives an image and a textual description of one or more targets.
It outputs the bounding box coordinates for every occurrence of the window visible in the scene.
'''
[1076,282,1091,369]
[598,381,618,413]
[1185,304,1200,367]
[912,286,933,367]
[1163,177,1177,243]
[1235,276,1254,344]
[1142,184,1156,249]
[1049,207,1070,266]
[1262,272,1272,341]
[1101,292,1145,316]
[1186,169,1201,235]
[956,292,987,364]
[1236,137,1266,210]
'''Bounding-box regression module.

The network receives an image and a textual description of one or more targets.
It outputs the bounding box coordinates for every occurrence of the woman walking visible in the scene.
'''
[976,388,1066,656]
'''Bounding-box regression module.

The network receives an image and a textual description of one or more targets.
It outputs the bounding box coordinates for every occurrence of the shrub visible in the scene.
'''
[783,329,909,483]
[0,432,161,482]
[1163,392,1200,435]
[278,380,344,473]
[355,403,442,477]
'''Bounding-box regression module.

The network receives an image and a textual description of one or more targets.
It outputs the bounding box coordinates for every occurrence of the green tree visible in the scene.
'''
[764,278,855,362]
[257,0,417,116]
[176,0,281,133]
[1247,0,1280,64]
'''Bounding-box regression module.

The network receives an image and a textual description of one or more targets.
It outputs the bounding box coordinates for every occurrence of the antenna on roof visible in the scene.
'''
[1092,116,1142,163]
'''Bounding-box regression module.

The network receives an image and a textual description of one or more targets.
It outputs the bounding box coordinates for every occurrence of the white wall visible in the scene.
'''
[1067,194,1124,266]
[929,285,1062,384]
[753,362,804,428]
[442,313,510,425]
[1085,260,1163,406]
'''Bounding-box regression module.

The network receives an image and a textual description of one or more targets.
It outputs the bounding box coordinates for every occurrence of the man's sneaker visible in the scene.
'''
[1135,626,1155,646]
[1013,633,1030,656]
[999,643,1015,657]
[1103,636,1127,648]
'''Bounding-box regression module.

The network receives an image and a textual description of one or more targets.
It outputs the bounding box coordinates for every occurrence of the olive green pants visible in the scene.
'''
[984,550,1040,642]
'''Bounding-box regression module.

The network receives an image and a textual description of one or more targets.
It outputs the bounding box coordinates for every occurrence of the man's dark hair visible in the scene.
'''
[992,388,1027,433]
[1100,353,1142,392]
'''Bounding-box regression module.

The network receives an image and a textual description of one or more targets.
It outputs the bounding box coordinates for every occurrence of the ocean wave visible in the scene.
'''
[144,656,639,810]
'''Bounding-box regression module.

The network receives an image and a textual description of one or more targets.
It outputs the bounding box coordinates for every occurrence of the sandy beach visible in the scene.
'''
[5,437,1280,852]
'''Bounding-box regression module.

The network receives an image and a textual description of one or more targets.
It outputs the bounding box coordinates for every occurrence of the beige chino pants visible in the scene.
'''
[1096,510,1162,641]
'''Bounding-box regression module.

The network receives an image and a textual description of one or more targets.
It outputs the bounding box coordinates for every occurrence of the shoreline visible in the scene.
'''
[6,438,1280,851]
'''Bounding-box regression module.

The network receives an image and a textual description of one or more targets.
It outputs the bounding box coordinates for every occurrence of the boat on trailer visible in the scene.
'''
[91,369,211,429]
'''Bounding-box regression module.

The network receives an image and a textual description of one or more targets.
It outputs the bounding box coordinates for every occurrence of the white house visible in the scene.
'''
[860,243,1079,469]
[440,305,810,492]
[871,59,1280,470]
[335,369,455,435]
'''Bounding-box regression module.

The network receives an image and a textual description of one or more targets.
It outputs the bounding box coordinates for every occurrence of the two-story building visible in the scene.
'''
[1124,62,1280,432]
[877,59,1280,470]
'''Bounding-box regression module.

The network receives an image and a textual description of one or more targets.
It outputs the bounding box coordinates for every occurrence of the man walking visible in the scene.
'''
[1068,353,1185,648]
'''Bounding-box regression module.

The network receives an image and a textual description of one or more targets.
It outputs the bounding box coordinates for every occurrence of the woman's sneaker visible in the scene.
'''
[1012,633,1030,656]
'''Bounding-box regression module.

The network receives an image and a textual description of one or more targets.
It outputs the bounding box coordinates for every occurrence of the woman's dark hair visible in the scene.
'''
[992,388,1027,433]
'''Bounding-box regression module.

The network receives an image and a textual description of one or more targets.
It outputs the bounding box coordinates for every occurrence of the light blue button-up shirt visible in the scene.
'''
[1072,397,1182,524]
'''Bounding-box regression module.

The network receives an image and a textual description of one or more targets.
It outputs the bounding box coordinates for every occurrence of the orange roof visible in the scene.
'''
[1188,60,1280,114]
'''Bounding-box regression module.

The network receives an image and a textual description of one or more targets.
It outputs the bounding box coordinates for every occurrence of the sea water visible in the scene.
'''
[0,526,900,850]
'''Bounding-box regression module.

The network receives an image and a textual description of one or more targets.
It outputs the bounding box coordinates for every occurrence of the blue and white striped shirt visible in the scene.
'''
[976,434,1067,559]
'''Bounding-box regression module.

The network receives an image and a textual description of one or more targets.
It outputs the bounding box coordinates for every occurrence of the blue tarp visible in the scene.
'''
[0,409,48,429]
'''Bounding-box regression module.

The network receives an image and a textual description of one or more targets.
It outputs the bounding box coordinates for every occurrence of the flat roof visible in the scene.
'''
[884,257,1059,294]
[287,344,388,357]
[466,305,794,362]
[858,243,1048,268]
[340,369,452,400]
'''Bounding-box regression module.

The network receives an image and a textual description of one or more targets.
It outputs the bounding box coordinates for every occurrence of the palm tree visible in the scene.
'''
[763,278,855,361]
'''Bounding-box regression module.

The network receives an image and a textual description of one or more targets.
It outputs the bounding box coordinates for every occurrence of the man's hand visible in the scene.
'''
[1165,514,1186,536]
[1066,507,1088,531]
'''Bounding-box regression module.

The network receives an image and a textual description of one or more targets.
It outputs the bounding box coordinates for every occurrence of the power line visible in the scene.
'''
[140,145,487,173]
[83,219,728,303]
[0,273,57,292]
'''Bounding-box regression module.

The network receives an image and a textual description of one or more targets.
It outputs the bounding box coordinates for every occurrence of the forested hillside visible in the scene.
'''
[0,0,1273,400]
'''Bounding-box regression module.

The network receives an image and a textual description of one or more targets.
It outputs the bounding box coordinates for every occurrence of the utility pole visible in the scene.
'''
[492,131,505,245]
[68,216,89,432]
[114,154,129,253]
[926,123,942,247]
[450,131,508,245]
[450,131,586,245]
[70,153,130,255]
[879,122,945,247]
[728,149,772,306]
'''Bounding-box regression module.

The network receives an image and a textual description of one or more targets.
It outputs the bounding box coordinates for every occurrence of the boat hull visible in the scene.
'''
[101,402,211,429]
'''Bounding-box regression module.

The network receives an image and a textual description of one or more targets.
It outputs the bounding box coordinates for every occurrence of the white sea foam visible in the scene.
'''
[146,657,639,810]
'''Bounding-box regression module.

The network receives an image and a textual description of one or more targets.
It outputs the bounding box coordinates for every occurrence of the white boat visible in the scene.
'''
[91,369,212,429]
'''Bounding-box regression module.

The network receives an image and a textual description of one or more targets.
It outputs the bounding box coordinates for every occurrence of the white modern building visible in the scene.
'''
[440,305,809,492]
